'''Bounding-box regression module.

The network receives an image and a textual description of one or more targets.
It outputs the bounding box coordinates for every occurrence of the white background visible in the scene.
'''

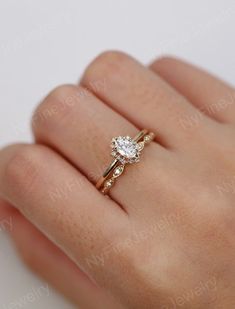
[0,0,235,308]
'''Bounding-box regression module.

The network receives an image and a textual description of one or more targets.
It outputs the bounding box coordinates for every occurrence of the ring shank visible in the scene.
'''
[96,159,119,189]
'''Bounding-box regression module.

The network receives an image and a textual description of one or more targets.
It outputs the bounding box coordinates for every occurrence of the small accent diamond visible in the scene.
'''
[113,165,124,178]
[104,178,114,188]
[137,141,145,151]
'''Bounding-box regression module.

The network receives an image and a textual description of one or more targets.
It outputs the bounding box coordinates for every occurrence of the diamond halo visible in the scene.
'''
[110,136,143,164]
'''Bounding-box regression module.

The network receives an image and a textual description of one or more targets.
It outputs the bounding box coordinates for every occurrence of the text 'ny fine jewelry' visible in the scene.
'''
[96,129,155,194]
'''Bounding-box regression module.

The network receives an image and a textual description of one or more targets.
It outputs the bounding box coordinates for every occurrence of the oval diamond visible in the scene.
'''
[114,136,138,159]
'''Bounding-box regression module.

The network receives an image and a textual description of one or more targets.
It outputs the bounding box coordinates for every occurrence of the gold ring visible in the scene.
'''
[96,129,155,194]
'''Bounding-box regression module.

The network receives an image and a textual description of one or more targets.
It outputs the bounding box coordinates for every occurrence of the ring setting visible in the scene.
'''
[96,129,155,194]
[111,136,144,164]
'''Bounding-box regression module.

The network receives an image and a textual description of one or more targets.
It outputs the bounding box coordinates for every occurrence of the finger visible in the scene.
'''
[32,84,170,212]
[0,199,15,232]
[81,51,216,150]
[2,204,121,309]
[0,144,127,285]
[150,57,235,123]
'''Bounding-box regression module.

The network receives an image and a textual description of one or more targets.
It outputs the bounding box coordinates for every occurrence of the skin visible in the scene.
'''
[0,52,235,308]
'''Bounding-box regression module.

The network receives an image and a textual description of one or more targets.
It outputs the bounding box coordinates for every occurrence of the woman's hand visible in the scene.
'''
[1,52,235,308]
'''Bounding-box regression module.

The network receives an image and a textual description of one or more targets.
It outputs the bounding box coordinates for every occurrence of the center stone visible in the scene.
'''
[115,136,138,158]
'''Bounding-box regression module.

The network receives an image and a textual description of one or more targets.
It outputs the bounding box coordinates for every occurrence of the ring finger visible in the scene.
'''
[33,84,171,213]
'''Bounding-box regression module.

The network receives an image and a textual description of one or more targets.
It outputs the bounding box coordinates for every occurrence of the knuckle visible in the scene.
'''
[4,145,45,198]
[153,56,176,69]
[91,50,128,67]
[47,84,76,104]
[32,84,79,134]
[83,50,129,83]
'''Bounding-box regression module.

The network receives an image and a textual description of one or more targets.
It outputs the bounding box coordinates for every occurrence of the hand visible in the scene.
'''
[1,52,235,308]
